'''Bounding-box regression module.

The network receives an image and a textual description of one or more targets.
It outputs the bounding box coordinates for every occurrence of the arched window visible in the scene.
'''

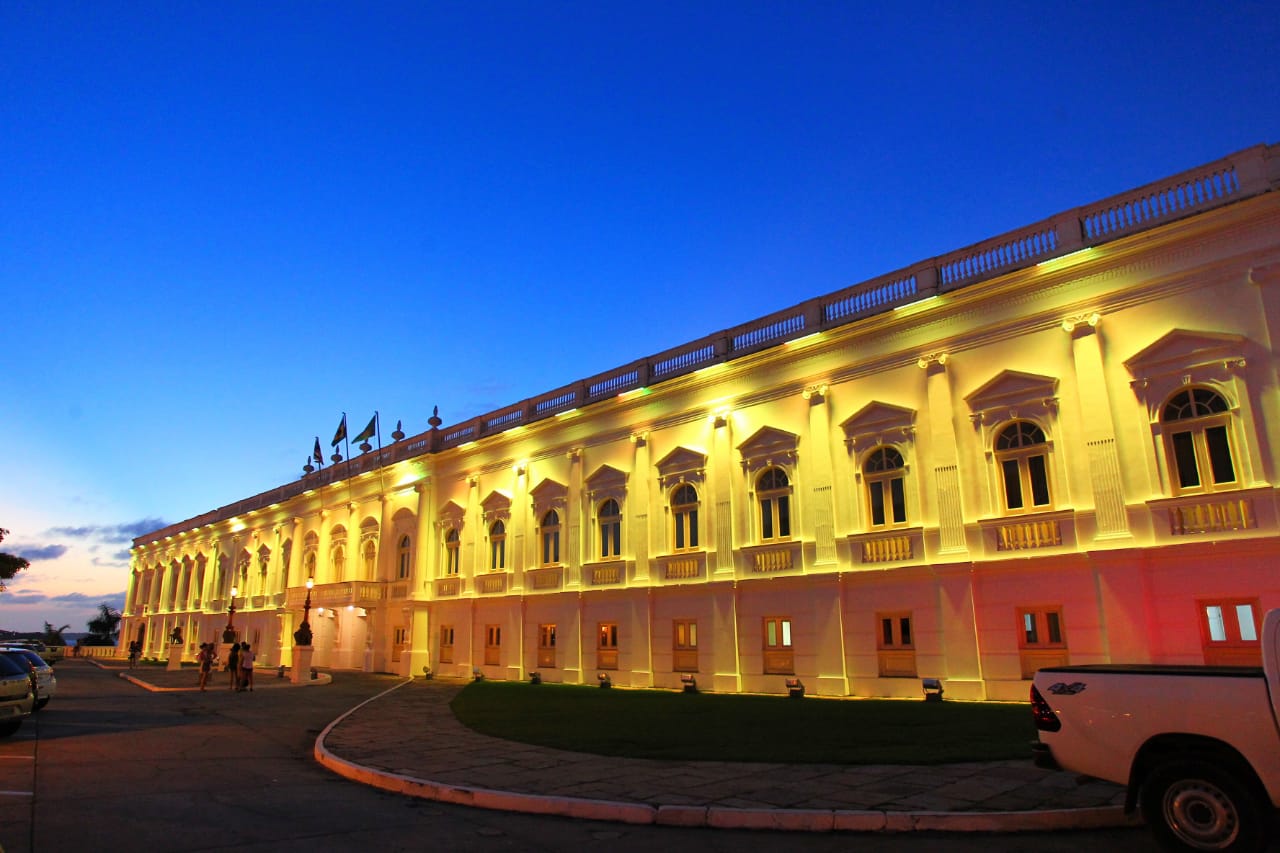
[397,535,411,580]
[445,529,460,575]
[489,521,506,571]
[671,484,699,551]
[362,539,377,580]
[304,551,317,581]
[995,421,1051,513]
[598,498,621,559]
[332,545,346,579]
[540,510,561,566]
[1163,388,1236,493]
[864,446,907,527]
[756,467,792,540]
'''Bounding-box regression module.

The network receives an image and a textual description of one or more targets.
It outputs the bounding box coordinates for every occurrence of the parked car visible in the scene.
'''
[0,652,35,737]
[1031,608,1280,852]
[0,648,56,710]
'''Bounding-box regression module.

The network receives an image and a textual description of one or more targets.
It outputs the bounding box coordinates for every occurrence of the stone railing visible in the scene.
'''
[434,578,460,597]
[476,573,508,595]
[133,144,1280,546]
[744,542,800,574]
[994,518,1062,552]
[590,564,623,585]
[284,580,384,609]
[854,531,915,564]
[1167,495,1254,536]
[527,566,563,590]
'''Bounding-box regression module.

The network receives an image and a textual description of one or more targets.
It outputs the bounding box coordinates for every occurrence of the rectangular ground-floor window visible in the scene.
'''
[1017,606,1068,678]
[597,622,619,670]
[876,612,916,677]
[484,624,501,667]
[673,618,698,672]
[1200,598,1262,665]
[439,625,454,664]
[537,623,557,668]
[763,616,794,674]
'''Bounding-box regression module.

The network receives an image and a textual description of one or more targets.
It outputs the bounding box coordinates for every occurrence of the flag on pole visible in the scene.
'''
[331,414,347,447]
[312,437,324,465]
[353,413,378,444]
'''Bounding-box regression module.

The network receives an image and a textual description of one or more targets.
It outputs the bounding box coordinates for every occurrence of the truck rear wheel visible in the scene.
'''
[1141,759,1269,852]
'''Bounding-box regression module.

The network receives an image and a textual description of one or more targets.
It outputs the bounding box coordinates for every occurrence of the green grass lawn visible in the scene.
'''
[450,681,1034,764]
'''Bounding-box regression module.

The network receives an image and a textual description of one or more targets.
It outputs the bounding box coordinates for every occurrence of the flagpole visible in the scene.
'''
[375,411,385,496]
[343,412,351,471]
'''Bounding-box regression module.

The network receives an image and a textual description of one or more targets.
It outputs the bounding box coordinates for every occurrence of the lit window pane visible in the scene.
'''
[1029,455,1050,506]
[689,623,697,647]
[1206,426,1236,484]
[1171,432,1200,489]
[767,621,777,647]
[1046,611,1062,644]
[1003,459,1024,509]
[1023,612,1038,644]
[1236,604,1257,642]
[889,477,906,523]
[1206,606,1226,642]
[781,620,791,647]
[870,481,886,526]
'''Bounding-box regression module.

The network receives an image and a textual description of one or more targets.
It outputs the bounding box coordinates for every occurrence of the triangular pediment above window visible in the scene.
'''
[840,402,916,449]
[965,370,1059,429]
[656,446,707,488]
[437,500,465,531]
[585,464,627,490]
[965,371,1058,411]
[480,491,511,514]
[530,478,568,511]
[736,426,799,473]
[1124,329,1247,379]
[736,426,799,458]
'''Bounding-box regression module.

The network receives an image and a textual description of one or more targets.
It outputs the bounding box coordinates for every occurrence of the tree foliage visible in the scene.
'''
[86,603,121,646]
[0,528,30,591]
[42,622,71,646]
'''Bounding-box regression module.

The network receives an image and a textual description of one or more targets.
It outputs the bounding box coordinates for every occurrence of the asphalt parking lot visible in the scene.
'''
[0,660,1162,853]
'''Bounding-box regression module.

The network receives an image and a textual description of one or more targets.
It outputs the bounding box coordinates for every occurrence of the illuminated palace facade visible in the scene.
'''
[126,144,1280,701]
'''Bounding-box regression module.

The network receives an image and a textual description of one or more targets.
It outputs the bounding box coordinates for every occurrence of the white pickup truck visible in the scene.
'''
[1031,608,1280,852]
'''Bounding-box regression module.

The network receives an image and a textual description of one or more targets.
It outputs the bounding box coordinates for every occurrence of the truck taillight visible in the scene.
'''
[1030,684,1061,732]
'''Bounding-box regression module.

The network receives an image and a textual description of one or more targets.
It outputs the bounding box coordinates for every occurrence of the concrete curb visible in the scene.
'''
[312,679,1137,834]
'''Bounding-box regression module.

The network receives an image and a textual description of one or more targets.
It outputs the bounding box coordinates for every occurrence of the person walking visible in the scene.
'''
[227,641,241,691]
[238,642,255,692]
[197,643,214,691]
[127,640,140,669]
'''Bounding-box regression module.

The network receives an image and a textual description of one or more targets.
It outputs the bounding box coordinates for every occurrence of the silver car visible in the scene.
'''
[0,648,56,710]
[0,653,35,736]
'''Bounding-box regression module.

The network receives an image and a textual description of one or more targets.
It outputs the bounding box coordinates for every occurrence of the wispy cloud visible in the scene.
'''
[11,544,68,562]
[47,517,167,544]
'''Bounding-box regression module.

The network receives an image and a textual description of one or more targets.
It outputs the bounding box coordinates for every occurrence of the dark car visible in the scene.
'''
[0,647,56,710]
[0,652,35,736]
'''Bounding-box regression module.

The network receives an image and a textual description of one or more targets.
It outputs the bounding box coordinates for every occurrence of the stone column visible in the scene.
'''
[1066,314,1130,539]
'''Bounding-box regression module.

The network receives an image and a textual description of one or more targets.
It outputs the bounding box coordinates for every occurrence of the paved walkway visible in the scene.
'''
[110,663,1133,834]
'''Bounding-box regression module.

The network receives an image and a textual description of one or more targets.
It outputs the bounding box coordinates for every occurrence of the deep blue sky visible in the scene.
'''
[2,1,1278,632]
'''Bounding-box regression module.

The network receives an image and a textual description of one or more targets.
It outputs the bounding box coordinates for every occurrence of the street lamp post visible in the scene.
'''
[294,578,314,646]
[222,586,238,643]
[291,578,316,685]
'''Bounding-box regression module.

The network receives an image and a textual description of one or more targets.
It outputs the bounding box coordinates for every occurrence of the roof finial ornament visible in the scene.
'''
[428,406,442,429]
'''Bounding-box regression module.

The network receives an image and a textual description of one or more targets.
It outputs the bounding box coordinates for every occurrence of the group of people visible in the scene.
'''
[196,641,256,692]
